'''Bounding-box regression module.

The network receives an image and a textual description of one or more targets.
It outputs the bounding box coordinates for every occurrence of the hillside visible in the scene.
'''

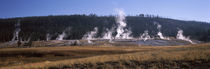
[0,15,210,42]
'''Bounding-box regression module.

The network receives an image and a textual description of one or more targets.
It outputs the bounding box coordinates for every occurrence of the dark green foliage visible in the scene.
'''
[0,14,210,42]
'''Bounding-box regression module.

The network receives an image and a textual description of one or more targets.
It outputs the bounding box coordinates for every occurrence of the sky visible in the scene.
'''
[0,0,210,22]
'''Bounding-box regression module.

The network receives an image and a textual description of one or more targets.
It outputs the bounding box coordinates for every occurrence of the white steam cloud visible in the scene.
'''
[115,9,133,39]
[11,20,21,42]
[56,31,66,40]
[46,33,51,41]
[83,27,98,43]
[176,29,194,44]
[103,28,113,39]
[154,22,170,40]
[103,28,114,42]
[56,27,71,40]
[139,30,153,41]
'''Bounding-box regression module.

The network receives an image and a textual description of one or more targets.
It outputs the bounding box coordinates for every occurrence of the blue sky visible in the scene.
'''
[0,0,210,22]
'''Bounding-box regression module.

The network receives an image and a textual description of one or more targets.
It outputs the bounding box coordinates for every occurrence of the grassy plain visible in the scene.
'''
[0,43,210,69]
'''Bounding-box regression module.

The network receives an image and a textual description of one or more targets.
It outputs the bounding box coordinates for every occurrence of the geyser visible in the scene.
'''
[115,9,133,39]
[176,29,194,44]
[154,22,170,40]
[103,28,113,39]
[56,27,71,40]
[83,27,98,43]
[11,20,21,42]
[103,28,114,42]
[46,33,51,41]
[56,31,66,40]
[139,30,153,41]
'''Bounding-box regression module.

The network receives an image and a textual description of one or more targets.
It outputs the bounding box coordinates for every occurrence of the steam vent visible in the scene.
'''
[1,1,210,69]
[0,9,202,48]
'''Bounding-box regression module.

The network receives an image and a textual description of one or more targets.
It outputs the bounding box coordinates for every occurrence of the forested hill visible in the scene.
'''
[0,14,210,42]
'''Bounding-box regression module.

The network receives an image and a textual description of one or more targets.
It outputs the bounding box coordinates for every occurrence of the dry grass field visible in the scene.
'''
[0,43,210,69]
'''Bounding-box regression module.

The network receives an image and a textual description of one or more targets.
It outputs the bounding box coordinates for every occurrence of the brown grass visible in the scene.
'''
[0,43,210,69]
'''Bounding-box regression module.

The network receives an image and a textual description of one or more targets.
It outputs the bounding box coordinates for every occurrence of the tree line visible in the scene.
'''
[0,14,209,42]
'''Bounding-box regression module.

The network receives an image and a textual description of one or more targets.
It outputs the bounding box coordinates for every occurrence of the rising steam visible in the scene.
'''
[103,28,114,42]
[176,29,194,44]
[46,33,51,41]
[83,27,98,43]
[154,22,170,40]
[103,28,113,39]
[11,20,21,42]
[139,30,153,41]
[56,31,66,40]
[56,27,71,40]
[115,9,133,39]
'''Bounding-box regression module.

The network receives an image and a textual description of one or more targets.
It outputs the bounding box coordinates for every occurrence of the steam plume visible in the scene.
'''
[56,31,66,40]
[154,22,170,40]
[83,27,98,43]
[115,9,133,39]
[11,19,21,41]
[46,33,51,41]
[103,28,113,39]
[103,28,114,42]
[139,30,152,41]
[176,29,194,44]
[56,27,71,40]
